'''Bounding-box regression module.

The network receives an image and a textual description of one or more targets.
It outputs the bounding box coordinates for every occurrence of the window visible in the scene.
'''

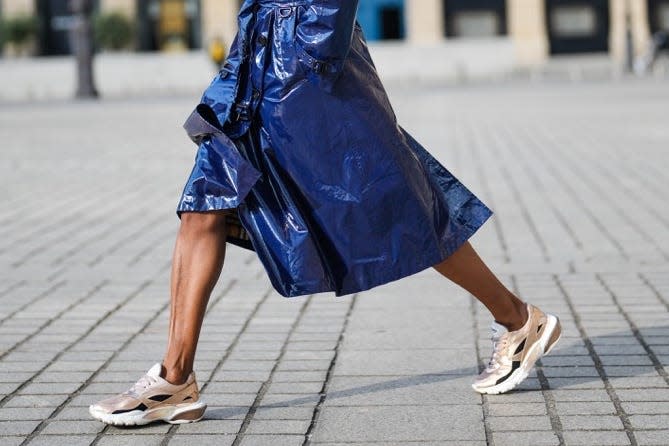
[660,4,669,29]
[550,5,597,37]
[443,0,507,38]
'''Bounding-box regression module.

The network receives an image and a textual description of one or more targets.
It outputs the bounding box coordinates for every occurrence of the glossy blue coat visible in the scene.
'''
[177,0,493,297]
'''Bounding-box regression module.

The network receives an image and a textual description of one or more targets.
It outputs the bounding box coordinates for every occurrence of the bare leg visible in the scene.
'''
[162,211,228,385]
[433,241,528,331]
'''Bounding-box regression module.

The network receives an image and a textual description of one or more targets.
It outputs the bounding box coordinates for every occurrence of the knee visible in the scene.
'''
[179,211,227,235]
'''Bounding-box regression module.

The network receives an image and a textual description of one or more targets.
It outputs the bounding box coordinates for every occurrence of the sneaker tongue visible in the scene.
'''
[491,321,508,337]
[147,363,163,378]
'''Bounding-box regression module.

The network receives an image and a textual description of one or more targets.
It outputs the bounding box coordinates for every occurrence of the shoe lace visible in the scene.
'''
[485,332,510,372]
[124,374,158,397]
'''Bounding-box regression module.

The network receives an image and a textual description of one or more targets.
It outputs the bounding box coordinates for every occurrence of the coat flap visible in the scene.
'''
[184,105,224,144]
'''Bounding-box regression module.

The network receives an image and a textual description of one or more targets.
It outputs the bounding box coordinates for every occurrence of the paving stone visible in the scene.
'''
[492,431,560,446]
[551,389,612,402]
[96,435,165,446]
[169,434,235,446]
[617,389,669,401]
[239,435,304,446]
[488,402,547,416]
[322,375,478,406]
[555,401,617,415]
[487,415,553,431]
[635,430,669,446]
[621,401,669,414]
[0,421,41,436]
[628,414,669,429]
[104,424,171,435]
[170,419,244,435]
[560,415,625,430]
[245,420,311,435]
[0,408,53,421]
[204,381,264,394]
[311,405,484,442]
[41,420,104,435]
[266,382,323,395]
[252,407,315,420]
[3,394,69,408]
[29,434,96,445]
[562,430,632,445]
[0,436,23,446]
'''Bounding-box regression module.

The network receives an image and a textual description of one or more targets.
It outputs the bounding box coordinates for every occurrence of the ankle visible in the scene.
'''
[161,363,190,385]
[496,301,528,332]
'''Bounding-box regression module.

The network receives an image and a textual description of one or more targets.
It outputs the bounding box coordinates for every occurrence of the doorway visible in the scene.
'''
[648,0,669,49]
[35,0,99,55]
[137,0,201,52]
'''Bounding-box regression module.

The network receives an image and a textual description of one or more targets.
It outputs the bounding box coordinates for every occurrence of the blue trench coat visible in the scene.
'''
[177,0,493,297]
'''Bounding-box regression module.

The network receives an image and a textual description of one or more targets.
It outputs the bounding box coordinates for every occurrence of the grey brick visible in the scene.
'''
[621,401,669,414]
[312,405,484,442]
[551,389,611,402]
[562,431,631,445]
[41,421,104,435]
[266,382,323,395]
[20,382,82,395]
[555,401,617,415]
[560,415,624,430]
[96,435,165,446]
[27,434,96,446]
[174,419,243,434]
[617,389,669,401]
[169,435,235,446]
[487,416,552,431]
[0,420,41,436]
[488,403,547,416]
[239,435,304,446]
[245,420,311,435]
[0,437,27,446]
[204,381,263,394]
[4,394,69,408]
[0,408,53,421]
[252,407,316,420]
[635,430,669,446]
[629,414,669,429]
[493,431,560,446]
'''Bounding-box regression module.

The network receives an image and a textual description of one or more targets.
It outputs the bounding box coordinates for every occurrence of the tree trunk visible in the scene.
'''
[70,0,99,99]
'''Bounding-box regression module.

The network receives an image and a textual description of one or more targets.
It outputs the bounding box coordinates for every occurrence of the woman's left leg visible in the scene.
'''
[433,241,527,330]
[434,241,561,395]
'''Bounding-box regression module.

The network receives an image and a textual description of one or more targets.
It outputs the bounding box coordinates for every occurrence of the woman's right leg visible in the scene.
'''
[163,211,229,385]
[89,211,229,426]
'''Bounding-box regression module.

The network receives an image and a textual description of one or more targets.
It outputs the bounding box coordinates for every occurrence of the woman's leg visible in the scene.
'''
[162,211,229,384]
[433,241,527,331]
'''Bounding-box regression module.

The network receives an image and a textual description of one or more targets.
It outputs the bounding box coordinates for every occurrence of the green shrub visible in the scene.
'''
[2,15,38,47]
[94,12,135,51]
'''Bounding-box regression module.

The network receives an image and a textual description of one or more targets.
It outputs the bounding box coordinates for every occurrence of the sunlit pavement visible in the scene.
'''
[1,79,668,445]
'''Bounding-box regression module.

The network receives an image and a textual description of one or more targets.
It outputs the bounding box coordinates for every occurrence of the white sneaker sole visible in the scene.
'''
[472,314,561,395]
[89,400,207,426]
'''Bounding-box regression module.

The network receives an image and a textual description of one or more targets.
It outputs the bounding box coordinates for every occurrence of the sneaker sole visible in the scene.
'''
[472,314,561,395]
[89,401,207,426]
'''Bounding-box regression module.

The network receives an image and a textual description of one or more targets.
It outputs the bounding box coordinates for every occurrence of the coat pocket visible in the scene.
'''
[292,2,358,92]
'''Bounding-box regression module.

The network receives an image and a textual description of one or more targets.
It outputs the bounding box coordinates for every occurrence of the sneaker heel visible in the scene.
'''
[544,317,562,354]
[168,405,206,424]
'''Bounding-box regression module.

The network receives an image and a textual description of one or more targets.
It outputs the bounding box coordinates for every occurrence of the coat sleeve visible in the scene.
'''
[296,0,359,67]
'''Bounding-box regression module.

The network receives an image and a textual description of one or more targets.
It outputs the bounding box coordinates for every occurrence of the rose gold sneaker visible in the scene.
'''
[89,363,206,426]
[472,304,561,395]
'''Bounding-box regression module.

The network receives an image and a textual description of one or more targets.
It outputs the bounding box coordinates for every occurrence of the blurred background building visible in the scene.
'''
[0,0,667,67]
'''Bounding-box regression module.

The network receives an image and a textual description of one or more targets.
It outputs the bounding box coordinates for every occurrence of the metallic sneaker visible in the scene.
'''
[472,304,561,395]
[89,363,206,426]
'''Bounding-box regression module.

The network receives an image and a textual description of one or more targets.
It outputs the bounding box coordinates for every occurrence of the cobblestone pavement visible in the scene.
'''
[1,79,668,446]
